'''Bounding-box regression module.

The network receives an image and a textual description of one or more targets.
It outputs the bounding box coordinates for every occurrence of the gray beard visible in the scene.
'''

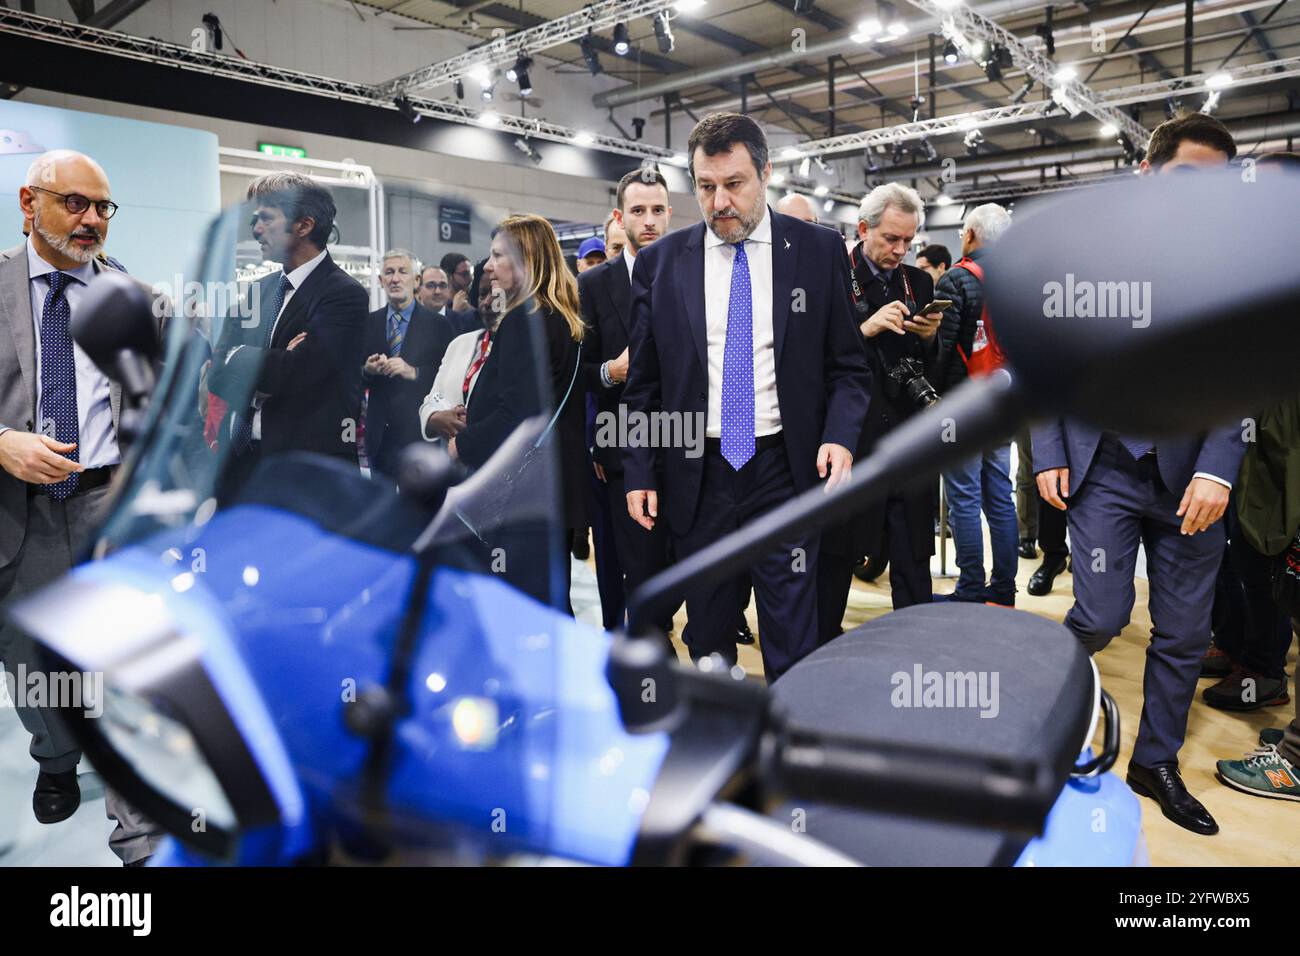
[34,217,100,264]
[705,202,764,243]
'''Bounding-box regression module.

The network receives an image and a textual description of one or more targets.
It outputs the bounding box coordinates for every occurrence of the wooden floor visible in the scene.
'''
[662,547,1299,867]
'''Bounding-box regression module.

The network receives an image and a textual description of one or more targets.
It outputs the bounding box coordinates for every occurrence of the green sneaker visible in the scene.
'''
[1216,748,1300,802]
[1260,728,1285,748]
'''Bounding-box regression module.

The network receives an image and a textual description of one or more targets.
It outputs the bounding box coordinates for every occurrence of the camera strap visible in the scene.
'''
[849,243,915,312]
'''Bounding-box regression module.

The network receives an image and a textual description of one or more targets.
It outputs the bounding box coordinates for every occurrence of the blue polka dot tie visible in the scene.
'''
[720,241,755,471]
[39,271,80,500]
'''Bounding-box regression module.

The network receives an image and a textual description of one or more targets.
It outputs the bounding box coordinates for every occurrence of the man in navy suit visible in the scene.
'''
[1033,112,1246,835]
[622,113,870,681]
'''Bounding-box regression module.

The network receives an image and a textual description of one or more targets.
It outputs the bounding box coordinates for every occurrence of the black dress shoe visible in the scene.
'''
[852,558,887,583]
[33,770,80,825]
[1018,538,1037,559]
[736,622,755,646]
[1027,553,1069,596]
[1126,763,1219,835]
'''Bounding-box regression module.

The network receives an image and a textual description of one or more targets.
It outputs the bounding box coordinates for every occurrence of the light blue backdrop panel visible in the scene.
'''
[0,101,220,286]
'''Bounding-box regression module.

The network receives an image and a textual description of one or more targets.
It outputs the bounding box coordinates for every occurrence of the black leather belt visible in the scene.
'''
[30,465,117,497]
[704,431,784,454]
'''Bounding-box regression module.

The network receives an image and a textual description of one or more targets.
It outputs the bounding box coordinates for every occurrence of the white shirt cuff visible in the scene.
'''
[1193,471,1232,490]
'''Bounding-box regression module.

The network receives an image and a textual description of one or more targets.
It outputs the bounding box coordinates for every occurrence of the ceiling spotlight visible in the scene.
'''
[575,131,595,146]
[469,63,491,86]
[943,39,959,64]
[632,116,646,140]
[394,95,421,124]
[453,78,465,100]
[891,141,906,165]
[613,22,631,56]
[1099,121,1118,137]
[1205,71,1233,90]
[823,198,835,212]
[481,77,497,103]
[813,184,829,197]
[812,155,832,174]
[799,156,811,177]
[580,32,602,75]
[969,38,987,60]
[963,128,984,153]
[516,69,533,96]
[506,55,530,84]
[935,193,954,206]
[1118,132,1138,163]
[478,110,499,127]
[513,137,543,164]
[1035,7,1055,57]
[653,12,675,53]
[920,137,938,162]
[858,15,882,35]
[1052,64,1077,85]
[1201,90,1221,115]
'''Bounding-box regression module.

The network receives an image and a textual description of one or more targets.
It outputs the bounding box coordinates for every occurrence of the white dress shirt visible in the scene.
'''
[418,328,490,441]
[623,246,636,280]
[703,205,780,438]
[25,239,119,468]
[237,248,328,440]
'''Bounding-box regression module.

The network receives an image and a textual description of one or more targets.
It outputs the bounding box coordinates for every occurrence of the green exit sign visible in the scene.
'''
[258,142,307,159]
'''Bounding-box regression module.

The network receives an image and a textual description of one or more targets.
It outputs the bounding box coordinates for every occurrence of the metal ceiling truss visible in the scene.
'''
[377,0,683,98]
[774,54,1300,163]
[908,0,1151,147]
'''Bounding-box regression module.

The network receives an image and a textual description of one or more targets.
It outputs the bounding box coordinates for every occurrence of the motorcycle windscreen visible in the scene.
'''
[16,199,624,862]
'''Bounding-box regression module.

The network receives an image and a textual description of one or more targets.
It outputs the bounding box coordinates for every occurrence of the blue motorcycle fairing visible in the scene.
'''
[82,501,669,866]
[1014,748,1145,867]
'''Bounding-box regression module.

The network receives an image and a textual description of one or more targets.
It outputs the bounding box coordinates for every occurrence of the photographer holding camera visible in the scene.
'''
[817,183,942,641]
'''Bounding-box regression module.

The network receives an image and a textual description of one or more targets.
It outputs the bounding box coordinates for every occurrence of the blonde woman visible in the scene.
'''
[449,215,588,612]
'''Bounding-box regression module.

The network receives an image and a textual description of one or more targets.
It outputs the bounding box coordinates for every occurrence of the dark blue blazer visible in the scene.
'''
[621,209,871,537]
[1031,418,1248,493]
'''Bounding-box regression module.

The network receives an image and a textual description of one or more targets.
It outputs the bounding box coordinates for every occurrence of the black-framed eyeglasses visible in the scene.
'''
[30,186,119,220]
[425,281,449,289]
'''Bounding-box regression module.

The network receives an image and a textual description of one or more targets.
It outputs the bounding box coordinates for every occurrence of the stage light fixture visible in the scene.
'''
[943,39,959,64]
[580,33,603,75]
[513,137,543,164]
[453,78,465,100]
[394,95,421,124]
[799,156,811,177]
[632,117,646,140]
[963,128,984,153]
[1010,77,1033,103]
[653,12,675,53]
[613,22,631,55]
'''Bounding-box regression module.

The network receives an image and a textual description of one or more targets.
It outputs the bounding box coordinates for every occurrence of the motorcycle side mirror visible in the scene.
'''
[986,166,1300,434]
[70,270,160,408]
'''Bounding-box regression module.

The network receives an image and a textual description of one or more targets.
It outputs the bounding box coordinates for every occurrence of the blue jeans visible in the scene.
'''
[942,442,1019,596]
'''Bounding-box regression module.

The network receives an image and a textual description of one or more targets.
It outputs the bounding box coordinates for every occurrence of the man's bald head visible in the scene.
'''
[20,149,113,268]
[775,192,819,224]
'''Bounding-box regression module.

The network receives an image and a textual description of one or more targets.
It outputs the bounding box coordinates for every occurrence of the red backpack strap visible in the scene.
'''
[955,256,983,283]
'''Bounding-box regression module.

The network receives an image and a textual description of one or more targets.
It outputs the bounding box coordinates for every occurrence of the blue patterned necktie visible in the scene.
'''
[231,274,293,453]
[1120,436,1153,461]
[39,271,80,499]
[387,310,406,356]
[720,241,755,470]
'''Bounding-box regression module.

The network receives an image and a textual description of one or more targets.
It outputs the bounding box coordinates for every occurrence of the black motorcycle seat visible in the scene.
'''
[769,603,1095,866]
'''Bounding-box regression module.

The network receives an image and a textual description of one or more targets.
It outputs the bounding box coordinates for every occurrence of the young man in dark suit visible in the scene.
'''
[622,113,870,681]
[817,182,943,643]
[1033,113,1247,836]
[581,167,675,635]
[208,172,368,491]
[363,250,453,484]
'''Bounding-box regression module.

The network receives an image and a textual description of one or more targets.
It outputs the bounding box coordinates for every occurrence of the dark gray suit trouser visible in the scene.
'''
[1062,436,1225,768]
[0,484,162,864]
